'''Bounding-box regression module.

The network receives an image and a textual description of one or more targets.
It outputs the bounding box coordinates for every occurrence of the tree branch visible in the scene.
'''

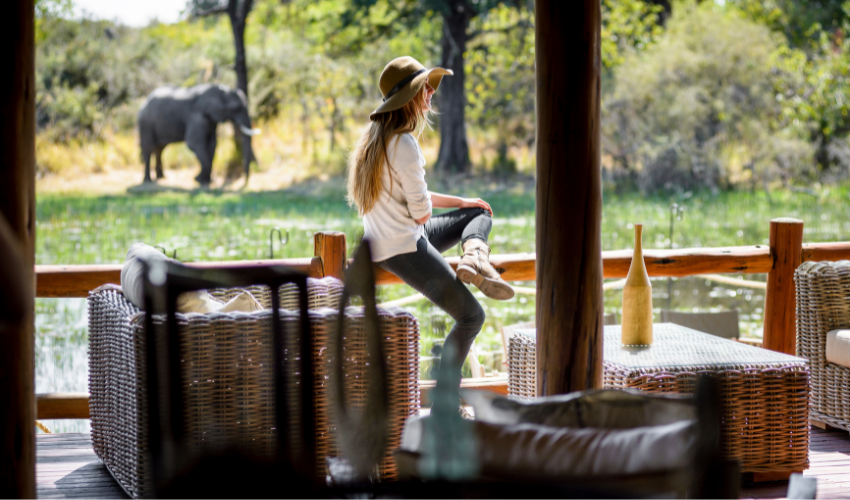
[192,3,229,18]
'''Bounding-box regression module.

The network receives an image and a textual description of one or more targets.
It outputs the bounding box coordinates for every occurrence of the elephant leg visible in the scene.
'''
[186,124,213,185]
[154,146,165,180]
[142,149,153,183]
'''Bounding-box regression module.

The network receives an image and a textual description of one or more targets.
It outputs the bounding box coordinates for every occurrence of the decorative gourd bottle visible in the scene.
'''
[621,224,653,345]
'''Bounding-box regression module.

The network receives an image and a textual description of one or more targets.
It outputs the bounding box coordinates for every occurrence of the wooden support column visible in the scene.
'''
[763,218,804,355]
[0,1,36,497]
[314,231,347,280]
[535,0,603,395]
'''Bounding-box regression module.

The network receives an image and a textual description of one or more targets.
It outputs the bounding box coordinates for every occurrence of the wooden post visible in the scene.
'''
[535,0,604,396]
[0,1,36,497]
[763,218,804,355]
[314,231,347,280]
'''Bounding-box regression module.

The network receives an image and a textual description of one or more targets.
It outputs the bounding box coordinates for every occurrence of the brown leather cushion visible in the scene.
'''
[475,419,697,479]
[461,388,696,429]
[398,415,698,479]
[400,390,699,480]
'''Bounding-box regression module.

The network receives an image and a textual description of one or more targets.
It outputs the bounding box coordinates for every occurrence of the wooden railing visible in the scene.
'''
[34,220,850,419]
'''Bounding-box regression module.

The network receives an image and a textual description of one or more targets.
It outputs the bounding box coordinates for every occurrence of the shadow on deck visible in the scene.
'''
[35,427,850,499]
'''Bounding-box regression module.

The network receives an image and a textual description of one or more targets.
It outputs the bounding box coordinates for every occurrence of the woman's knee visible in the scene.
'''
[459,206,489,218]
[472,207,490,218]
[460,301,486,331]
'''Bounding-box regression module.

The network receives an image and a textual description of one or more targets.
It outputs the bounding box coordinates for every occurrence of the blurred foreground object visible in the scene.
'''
[396,377,738,498]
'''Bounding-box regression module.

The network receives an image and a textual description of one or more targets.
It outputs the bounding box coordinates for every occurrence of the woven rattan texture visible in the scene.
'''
[507,325,810,473]
[796,260,850,432]
[88,278,419,498]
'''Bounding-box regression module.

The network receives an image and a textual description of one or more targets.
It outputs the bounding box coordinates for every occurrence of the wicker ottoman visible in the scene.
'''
[88,278,420,497]
[508,323,810,474]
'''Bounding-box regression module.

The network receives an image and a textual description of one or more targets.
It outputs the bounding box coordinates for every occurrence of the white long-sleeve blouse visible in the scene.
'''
[362,132,432,262]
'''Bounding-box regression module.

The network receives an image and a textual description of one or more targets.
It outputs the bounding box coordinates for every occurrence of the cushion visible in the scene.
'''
[121,243,263,314]
[660,309,740,339]
[121,243,174,309]
[460,388,696,429]
[476,419,697,479]
[398,415,697,479]
[826,329,850,368]
[176,289,263,314]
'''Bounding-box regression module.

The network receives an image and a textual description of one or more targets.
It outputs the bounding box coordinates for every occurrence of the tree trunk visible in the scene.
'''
[435,2,472,174]
[0,1,36,496]
[228,0,252,99]
[535,0,604,396]
[225,0,253,180]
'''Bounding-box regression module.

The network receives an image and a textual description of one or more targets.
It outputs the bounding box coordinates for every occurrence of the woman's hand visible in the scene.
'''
[429,192,493,216]
[459,197,493,217]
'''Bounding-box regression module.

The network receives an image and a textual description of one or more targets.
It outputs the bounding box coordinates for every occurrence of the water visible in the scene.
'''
[36,298,90,433]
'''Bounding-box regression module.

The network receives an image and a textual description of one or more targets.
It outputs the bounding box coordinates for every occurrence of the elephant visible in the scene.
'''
[138,84,259,185]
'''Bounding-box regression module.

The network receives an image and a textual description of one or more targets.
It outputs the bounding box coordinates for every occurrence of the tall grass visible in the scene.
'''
[35,111,537,181]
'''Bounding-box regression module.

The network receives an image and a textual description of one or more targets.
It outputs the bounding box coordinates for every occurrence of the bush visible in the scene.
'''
[603,3,815,193]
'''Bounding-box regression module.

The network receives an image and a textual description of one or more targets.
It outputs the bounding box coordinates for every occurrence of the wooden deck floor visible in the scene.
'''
[743,427,850,499]
[36,433,127,499]
[36,427,850,499]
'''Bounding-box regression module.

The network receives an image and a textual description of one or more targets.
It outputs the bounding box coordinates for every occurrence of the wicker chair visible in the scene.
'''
[88,277,420,497]
[660,309,740,340]
[795,261,850,432]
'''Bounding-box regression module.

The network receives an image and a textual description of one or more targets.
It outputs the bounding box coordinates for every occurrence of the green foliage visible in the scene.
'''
[604,2,815,193]
[35,0,850,186]
[767,9,850,174]
[727,0,849,46]
[465,4,534,155]
[35,0,73,43]
[601,0,663,69]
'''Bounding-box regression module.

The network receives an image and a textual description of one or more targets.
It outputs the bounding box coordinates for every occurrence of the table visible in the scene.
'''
[507,323,810,477]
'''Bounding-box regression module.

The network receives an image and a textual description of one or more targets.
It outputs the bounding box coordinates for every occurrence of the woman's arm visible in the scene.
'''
[430,191,493,216]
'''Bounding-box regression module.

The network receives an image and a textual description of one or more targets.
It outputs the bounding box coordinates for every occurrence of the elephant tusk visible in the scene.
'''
[239,125,261,136]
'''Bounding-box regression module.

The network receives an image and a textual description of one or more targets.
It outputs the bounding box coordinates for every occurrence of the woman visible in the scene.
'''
[347,56,515,384]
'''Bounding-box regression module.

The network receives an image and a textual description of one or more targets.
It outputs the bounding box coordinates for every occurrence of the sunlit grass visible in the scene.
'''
[35,112,538,186]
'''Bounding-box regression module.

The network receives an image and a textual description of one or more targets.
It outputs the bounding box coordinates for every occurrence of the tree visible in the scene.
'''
[327,0,531,174]
[188,0,255,98]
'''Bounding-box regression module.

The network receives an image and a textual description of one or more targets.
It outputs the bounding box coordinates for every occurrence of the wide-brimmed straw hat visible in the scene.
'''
[369,56,453,120]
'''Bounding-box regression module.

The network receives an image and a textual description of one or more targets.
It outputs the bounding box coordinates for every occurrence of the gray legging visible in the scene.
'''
[377,207,492,382]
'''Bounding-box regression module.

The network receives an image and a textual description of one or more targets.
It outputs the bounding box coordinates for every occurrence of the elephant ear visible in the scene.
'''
[199,85,229,123]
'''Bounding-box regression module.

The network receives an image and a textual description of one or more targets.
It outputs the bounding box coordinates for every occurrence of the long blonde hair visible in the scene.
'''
[347,86,431,216]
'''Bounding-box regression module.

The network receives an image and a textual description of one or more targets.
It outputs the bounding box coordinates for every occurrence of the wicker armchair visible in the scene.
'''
[88,277,420,497]
[795,261,850,432]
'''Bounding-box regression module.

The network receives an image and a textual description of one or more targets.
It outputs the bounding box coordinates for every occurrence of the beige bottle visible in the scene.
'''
[621,224,653,345]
